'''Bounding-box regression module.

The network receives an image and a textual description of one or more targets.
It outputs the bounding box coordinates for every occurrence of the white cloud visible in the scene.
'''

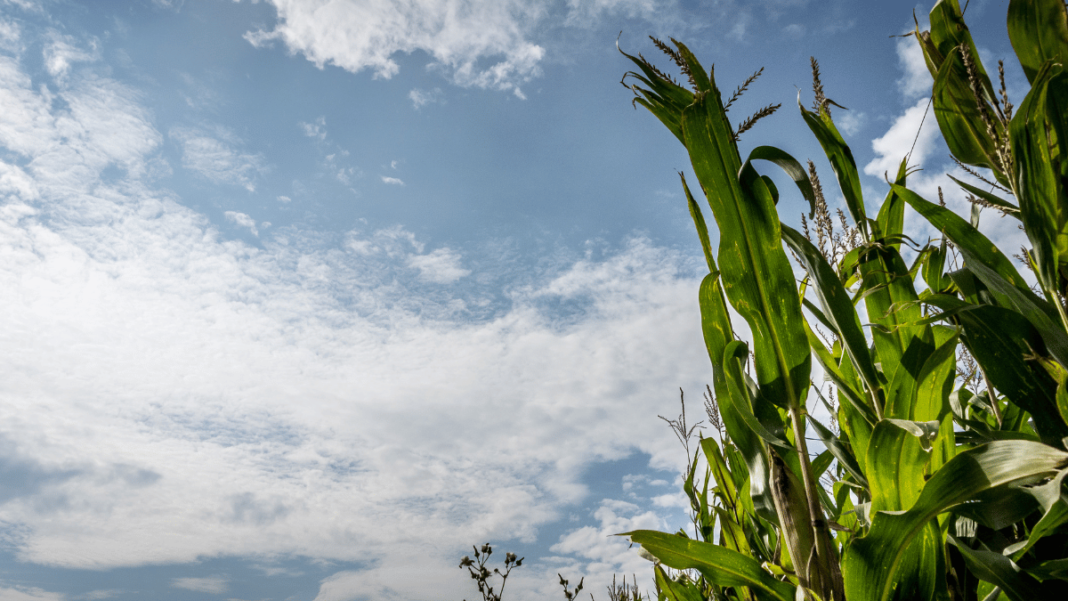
[380,175,404,186]
[171,576,228,594]
[836,111,866,137]
[863,97,938,178]
[245,0,547,97]
[408,247,471,284]
[896,31,931,99]
[43,31,97,81]
[0,19,20,52]
[170,126,266,192]
[300,116,327,141]
[409,87,444,109]
[0,587,64,601]
[0,24,714,601]
[277,195,292,203]
[563,0,662,26]
[224,211,259,236]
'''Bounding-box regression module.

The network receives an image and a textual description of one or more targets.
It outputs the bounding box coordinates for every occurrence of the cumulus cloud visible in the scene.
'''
[380,175,404,186]
[896,31,931,99]
[835,111,866,137]
[170,126,266,191]
[171,576,228,594]
[863,97,938,177]
[245,0,546,97]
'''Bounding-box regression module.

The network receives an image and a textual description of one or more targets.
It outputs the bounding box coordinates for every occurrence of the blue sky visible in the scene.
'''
[0,1,1027,600]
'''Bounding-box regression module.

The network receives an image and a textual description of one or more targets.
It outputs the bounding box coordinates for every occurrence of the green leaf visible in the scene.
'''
[856,242,928,390]
[717,342,776,523]
[1010,63,1068,302]
[875,158,909,251]
[683,91,811,412]
[698,269,734,401]
[625,530,797,601]
[842,441,1068,601]
[912,327,959,422]
[803,320,878,426]
[924,295,1068,444]
[1012,468,1068,558]
[948,535,1057,601]
[948,175,1020,217]
[808,414,868,487]
[894,185,1068,367]
[724,342,793,451]
[783,225,881,402]
[930,46,1004,174]
[867,420,932,514]
[930,0,996,97]
[743,146,817,217]
[799,99,867,236]
[683,174,716,274]
[1007,0,1068,84]
[652,564,705,601]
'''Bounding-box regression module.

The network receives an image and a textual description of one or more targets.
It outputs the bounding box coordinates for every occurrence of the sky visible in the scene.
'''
[0,1,1030,600]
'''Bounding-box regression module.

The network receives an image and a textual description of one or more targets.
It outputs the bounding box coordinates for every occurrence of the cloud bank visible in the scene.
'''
[0,28,704,601]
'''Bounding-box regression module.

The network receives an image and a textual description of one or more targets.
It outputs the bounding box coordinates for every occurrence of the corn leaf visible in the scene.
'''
[1009,63,1068,300]
[743,145,817,217]
[925,294,1068,444]
[808,415,867,487]
[652,564,705,601]
[799,99,867,235]
[930,0,996,99]
[910,327,959,423]
[683,89,810,412]
[948,175,1020,217]
[842,440,1068,601]
[1007,0,1068,85]
[930,46,1004,174]
[948,535,1056,601]
[626,530,797,601]
[783,225,881,403]
[875,158,909,250]
[867,420,932,514]
[893,184,1068,367]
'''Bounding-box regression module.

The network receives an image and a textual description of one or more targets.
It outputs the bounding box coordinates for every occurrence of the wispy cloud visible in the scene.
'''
[170,126,266,192]
[171,576,228,594]
[380,175,404,186]
[408,247,470,284]
[409,87,444,109]
[300,116,327,141]
[43,30,97,81]
[0,586,65,601]
[224,211,259,236]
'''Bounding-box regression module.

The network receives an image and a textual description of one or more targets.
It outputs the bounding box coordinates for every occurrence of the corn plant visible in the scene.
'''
[619,1,1068,600]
